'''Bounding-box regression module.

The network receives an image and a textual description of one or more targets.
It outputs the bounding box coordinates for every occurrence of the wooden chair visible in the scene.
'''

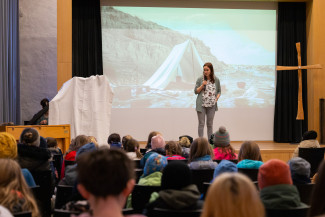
[30,170,53,217]
[135,169,143,183]
[149,208,202,217]
[214,159,238,164]
[64,160,76,167]
[265,206,310,217]
[13,212,32,217]
[53,209,80,217]
[131,184,161,213]
[52,154,63,180]
[298,147,325,177]
[238,168,259,181]
[55,185,74,209]
[191,169,214,193]
[295,183,315,205]
[167,159,188,164]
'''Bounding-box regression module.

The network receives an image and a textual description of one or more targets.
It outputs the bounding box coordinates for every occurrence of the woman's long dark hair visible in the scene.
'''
[203,62,215,84]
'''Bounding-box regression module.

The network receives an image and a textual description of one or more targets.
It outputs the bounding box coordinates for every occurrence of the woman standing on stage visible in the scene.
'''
[194,62,221,138]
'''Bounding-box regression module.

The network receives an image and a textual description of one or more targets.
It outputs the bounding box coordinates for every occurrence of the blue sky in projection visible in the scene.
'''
[115,7,276,65]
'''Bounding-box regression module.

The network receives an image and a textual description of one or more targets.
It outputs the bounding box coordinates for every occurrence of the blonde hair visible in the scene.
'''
[238,141,262,162]
[88,136,99,148]
[0,159,40,217]
[165,141,182,156]
[189,137,214,162]
[202,173,264,217]
[179,137,191,148]
[0,132,17,159]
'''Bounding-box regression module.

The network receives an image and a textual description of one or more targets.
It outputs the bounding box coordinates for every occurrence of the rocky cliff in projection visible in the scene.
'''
[101,6,275,109]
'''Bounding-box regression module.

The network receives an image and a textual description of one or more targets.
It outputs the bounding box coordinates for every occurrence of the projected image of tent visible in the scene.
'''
[143,40,204,90]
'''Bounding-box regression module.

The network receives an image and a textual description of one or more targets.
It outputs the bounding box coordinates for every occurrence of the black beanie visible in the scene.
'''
[302,130,317,141]
[161,161,192,190]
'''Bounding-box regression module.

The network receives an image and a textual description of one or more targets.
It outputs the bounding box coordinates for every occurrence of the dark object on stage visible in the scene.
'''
[149,208,202,217]
[132,184,161,214]
[265,206,310,217]
[295,183,315,205]
[238,168,259,181]
[298,147,325,177]
[191,169,214,193]
[28,105,49,125]
[321,99,325,144]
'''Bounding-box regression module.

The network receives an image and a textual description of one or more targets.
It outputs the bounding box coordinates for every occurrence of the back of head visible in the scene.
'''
[161,161,191,190]
[258,159,292,190]
[40,98,49,108]
[88,136,99,148]
[143,153,167,177]
[212,126,230,147]
[72,135,91,151]
[0,133,17,159]
[125,138,139,152]
[179,136,191,148]
[213,160,238,178]
[165,141,182,156]
[238,141,262,162]
[19,128,40,147]
[202,173,264,217]
[189,137,213,162]
[76,143,97,160]
[151,134,166,150]
[302,130,317,141]
[77,149,135,198]
[46,137,58,148]
[146,131,160,149]
[288,157,311,178]
[107,133,121,145]
[122,135,133,150]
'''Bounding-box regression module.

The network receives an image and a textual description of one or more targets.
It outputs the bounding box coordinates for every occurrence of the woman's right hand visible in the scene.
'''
[202,80,208,86]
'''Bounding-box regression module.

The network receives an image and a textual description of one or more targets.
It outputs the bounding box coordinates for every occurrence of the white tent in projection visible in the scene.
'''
[49,75,114,146]
[143,39,204,90]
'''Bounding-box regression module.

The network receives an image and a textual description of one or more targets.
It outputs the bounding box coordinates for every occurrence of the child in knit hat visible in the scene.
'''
[288,157,311,185]
[210,126,237,160]
[258,159,307,209]
[0,132,36,187]
[213,159,238,180]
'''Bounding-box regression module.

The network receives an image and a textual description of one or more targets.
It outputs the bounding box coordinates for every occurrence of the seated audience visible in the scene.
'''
[201,173,265,217]
[211,126,237,160]
[288,157,311,185]
[179,136,191,158]
[60,142,97,186]
[88,136,99,148]
[107,133,122,149]
[124,138,142,160]
[0,159,39,217]
[46,137,62,155]
[145,131,161,150]
[165,141,186,160]
[213,160,238,181]
[309,160,325,217]
[122,135,133,151]
[258,159,307,209]
[61,135,91,180]
[237,141,263,169]
[140,135,166,167]
[138,153,167,186]
[17,128,52,172]
[76,149,145,217]
[0,132,36,187]
[292,130,320,158]
[145,161,202,215]
[188,137,217,170]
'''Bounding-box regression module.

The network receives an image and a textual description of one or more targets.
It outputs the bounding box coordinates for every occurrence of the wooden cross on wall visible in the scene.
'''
[277,42,322,120]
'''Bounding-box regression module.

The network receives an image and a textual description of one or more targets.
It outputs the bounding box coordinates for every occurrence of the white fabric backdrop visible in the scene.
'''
[49,75,114,146]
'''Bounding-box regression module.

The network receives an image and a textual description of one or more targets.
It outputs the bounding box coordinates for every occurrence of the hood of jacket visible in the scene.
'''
[159,184,201,210]
[260,184,308,209]
[237,159,263,169]
[138,171,162,186]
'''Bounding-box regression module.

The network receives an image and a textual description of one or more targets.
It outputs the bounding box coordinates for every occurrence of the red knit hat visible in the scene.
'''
[258,159,292,190]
